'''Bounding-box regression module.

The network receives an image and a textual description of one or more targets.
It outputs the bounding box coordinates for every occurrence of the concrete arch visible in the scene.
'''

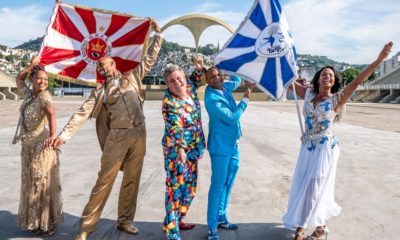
[161,14,235,50]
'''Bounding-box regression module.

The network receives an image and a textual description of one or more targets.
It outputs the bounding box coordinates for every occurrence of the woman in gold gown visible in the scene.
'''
[14,57,63,236]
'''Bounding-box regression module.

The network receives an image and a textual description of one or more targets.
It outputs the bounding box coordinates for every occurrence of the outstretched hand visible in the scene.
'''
[30,56,40,67]
[194,55,205,72]
[16,55,41,88]
[377,42,393,62]
[243,80,256,99]
[150,19,161,33]
[243,80,256,90]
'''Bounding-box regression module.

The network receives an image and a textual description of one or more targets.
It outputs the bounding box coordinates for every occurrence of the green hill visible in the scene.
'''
[297,54,366,71]
[15,37,43,51]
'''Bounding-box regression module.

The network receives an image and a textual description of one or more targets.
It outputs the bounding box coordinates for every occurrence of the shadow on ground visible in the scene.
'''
[0,210,293,239]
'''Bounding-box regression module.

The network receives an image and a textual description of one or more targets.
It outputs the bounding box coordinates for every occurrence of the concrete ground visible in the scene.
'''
[0,98,399,240]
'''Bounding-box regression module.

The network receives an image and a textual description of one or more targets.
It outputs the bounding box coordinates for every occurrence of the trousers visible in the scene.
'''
[207,144,240,230]
[163,148,198,239]
[78,126,146,233]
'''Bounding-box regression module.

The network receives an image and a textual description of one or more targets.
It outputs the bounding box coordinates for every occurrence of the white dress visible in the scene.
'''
[283,88,342,229]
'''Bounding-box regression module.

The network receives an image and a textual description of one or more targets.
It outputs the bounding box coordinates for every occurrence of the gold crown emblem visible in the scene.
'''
[91,39,105,52]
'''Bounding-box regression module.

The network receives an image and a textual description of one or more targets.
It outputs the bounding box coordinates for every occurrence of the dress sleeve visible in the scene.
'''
[39,91,53,108]
[188,69,203,92]
[332,90,344,109]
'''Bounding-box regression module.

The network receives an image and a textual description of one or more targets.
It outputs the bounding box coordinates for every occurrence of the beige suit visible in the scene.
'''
[59,35,163,233]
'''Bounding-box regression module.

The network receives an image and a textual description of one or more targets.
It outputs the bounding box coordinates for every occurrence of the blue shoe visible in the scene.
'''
[208,229,220,240]
[217,215,238,230]
[166,232,181,240]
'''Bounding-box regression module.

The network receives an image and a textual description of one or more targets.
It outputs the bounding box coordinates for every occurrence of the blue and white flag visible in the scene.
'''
[214,0,298,100]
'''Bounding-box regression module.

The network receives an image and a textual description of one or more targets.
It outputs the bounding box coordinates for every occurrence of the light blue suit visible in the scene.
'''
[205,75,248,231]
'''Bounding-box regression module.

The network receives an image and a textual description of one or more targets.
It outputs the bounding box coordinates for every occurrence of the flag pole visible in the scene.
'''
[292,81,305,143]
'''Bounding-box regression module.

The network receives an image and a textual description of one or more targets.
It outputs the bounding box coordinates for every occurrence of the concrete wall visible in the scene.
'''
[0,87,17,100]
[143,84,269,101]
[380,90,400,103]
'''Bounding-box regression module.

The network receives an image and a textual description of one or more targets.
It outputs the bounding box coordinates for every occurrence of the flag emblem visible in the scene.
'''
[39,3,151,84]
[81,32,112,64]
[214,0,298,100]
[255,23,292,58]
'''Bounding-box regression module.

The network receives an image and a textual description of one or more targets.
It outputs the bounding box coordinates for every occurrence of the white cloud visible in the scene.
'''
[197,1,224,12]
[160,0,400,64]
[284,0,400,63]
[0,5,48,47]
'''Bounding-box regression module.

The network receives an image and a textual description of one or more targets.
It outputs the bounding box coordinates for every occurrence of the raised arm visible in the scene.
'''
[223,75,242,92]
[287,78,308,99]
[334,42,393,112]
[129,20,163,82]
[188,54,205,91]
[205,79,255,125]
[206,99,247,125]
[124,19,163,102]
[16,56,40,93]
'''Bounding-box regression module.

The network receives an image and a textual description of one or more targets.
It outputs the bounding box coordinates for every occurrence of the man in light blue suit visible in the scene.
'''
[194,57,255,240]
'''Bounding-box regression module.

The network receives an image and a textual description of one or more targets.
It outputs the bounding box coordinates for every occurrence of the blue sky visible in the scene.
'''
[1,0,398,64]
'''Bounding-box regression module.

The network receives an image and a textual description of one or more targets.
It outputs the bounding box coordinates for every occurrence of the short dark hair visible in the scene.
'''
[204,66,221,79]
[311,66,342,94]
[29,65,47,79]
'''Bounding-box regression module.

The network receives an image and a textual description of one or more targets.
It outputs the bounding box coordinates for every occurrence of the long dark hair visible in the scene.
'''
[311,66,342,94]
[29,65,46,79]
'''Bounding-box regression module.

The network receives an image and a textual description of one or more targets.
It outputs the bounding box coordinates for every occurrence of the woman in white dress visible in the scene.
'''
[283,42,393,240]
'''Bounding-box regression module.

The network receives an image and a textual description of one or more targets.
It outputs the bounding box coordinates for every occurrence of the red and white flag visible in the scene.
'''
[39,2,152,84]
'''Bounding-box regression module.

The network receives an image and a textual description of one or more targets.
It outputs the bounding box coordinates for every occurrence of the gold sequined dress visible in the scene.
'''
[16,89,63,232]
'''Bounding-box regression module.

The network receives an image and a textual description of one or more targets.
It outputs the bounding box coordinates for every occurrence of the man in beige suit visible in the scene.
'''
[53,20,163,240]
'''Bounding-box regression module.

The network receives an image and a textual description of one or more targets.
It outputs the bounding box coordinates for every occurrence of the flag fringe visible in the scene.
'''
[62,1,146,19]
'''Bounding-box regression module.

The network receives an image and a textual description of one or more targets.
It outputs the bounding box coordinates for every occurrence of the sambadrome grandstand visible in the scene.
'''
[1,13,399,102]
[2,67,400,102]
[353,67,400,103]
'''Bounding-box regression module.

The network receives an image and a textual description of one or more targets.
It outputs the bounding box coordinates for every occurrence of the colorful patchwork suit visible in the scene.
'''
[161,70,205,239]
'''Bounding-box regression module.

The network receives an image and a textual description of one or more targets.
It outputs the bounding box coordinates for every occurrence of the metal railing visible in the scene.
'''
[357,84,400,91]
[53,87,93,97]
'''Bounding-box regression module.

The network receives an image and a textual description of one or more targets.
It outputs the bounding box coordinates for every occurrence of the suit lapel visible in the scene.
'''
[91,85,105,118]
[209,87,229,105]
